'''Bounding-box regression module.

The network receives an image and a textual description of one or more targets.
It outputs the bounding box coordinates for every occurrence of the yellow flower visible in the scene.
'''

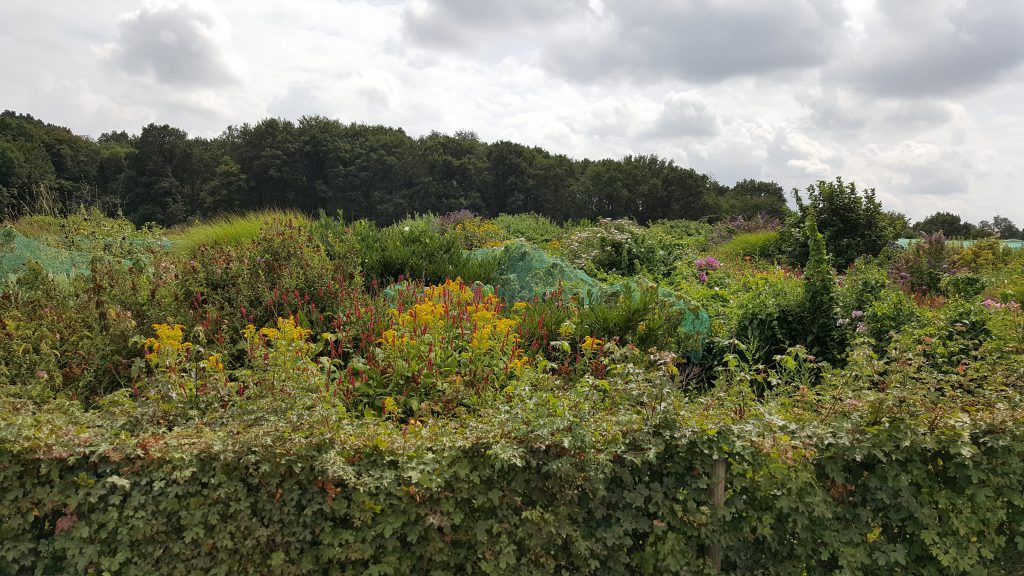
[582,335,603,352]
[512,301,528,313]
[206,353,225,372]
[558,322,575,339]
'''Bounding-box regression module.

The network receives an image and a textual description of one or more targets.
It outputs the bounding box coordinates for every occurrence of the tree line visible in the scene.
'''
[1,109,1020,239]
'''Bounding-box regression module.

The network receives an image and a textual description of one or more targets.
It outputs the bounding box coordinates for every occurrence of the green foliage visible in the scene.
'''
[941,273,988,299]
[4,377,1023,575]
[4,210,1024,575]
[801,215,841,361]
[894,232,954,294]
[779,177,899,269]
[717,230,781,261]
[913,300,993,374]
[729,271,804,365]
[178,217,361,342]
[354,217,499,286]
[169,210,307,254]
[562,218,674,277]
[492,212,562,244]
[576,283,687,353]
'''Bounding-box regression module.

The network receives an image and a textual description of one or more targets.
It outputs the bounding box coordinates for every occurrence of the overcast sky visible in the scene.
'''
[2,0,1023,223]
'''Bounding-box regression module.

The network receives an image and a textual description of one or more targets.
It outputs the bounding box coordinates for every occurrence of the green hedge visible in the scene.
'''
[2,388,1024,576]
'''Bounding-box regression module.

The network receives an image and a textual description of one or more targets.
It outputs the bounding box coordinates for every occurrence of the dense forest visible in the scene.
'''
[1,110,1021,239]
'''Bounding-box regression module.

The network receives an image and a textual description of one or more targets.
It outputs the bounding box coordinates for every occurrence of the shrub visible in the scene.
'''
[777,177,900,269]
[801,215,841,362]
[562,219,671,277]
[941,273,988,299]
[951,238,1019,272]
[575,283,688,353]
[354,217,498,286]
[178,218,359,347]
[493,212,562,244]
[357,279,528,416]
[892,231,955,294]
[729,272,804,366]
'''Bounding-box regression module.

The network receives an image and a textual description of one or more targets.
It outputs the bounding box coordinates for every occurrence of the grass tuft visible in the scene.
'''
[168,210,309,254]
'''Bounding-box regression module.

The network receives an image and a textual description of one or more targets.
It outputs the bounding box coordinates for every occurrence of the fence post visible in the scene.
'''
[707,458,727,573]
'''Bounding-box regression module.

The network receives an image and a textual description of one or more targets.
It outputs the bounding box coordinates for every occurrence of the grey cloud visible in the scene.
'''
[846,0,1024,97]
[402,0,589,50]
[545,0,848,84]
[105,3,238,87]
[646,92,720,139]
[803,88,955,135]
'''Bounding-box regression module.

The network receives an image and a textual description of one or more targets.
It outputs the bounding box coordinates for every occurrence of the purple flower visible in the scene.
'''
[851,310,865,319]
[695,257,722,272]
[855,323,868,334]
[837,318,850,327]
[698,271,708,284]
[982,299,998,309]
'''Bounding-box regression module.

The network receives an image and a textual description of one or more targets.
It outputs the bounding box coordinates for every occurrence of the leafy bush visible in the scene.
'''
[941,273,988,299]
[178,217,362,354]
[777,178,900,268]
[575,283,688,353]
[730,272,804,366]
[5,380,1023,575]
[562,218,671,277]
[354,217,498,286]
[493,212,563,245]
[357,279,528,416]
[892,231,954,294]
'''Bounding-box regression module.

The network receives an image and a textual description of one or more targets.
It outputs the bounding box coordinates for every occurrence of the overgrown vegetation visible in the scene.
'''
[2,203,1024,574]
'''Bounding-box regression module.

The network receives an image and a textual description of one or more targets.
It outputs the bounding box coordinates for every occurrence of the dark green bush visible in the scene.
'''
[576,283,687,353]
[354,217,499,286]
[777,178,900,269]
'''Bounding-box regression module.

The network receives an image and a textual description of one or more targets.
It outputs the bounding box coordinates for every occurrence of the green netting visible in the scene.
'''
[473,242,712,357]
[473,242,601,304]
[896,238,1024,249]
[601,280,712,357]
[0,228,95,279]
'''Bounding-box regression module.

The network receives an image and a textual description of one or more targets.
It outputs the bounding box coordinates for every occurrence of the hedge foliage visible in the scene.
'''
[3,379,1024,576]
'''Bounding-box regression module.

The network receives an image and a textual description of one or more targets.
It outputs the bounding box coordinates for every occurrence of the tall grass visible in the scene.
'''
[169,210,309,254]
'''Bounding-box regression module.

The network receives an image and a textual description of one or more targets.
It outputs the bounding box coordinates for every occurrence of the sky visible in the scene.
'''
[2,0,1023,224]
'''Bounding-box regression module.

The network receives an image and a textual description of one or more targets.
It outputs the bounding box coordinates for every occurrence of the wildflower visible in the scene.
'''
[982,299,999,310]
[836,318,850,327]
[582,335,603,352]
[558,322,576,339]
[698,271,708,284]
[206,354,224,372]
[851,310,865,319]
[855,323,868,334]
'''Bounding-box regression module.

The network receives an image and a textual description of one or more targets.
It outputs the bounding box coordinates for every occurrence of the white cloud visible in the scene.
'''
[0,0,1022,224]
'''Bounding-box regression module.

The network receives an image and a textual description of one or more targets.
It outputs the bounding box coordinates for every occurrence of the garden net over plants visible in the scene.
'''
[0,227,94,278]
[474,242,711,357]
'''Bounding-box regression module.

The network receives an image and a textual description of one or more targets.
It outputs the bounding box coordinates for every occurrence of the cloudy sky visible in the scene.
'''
[2,0,1023,223]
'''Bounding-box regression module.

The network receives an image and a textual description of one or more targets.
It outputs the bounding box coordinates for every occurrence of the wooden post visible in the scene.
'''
[707,458,727,573]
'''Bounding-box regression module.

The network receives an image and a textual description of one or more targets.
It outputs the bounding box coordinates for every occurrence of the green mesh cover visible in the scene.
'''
[474,242,711,358]
[0,228,94,279]
[473,242,601,304]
